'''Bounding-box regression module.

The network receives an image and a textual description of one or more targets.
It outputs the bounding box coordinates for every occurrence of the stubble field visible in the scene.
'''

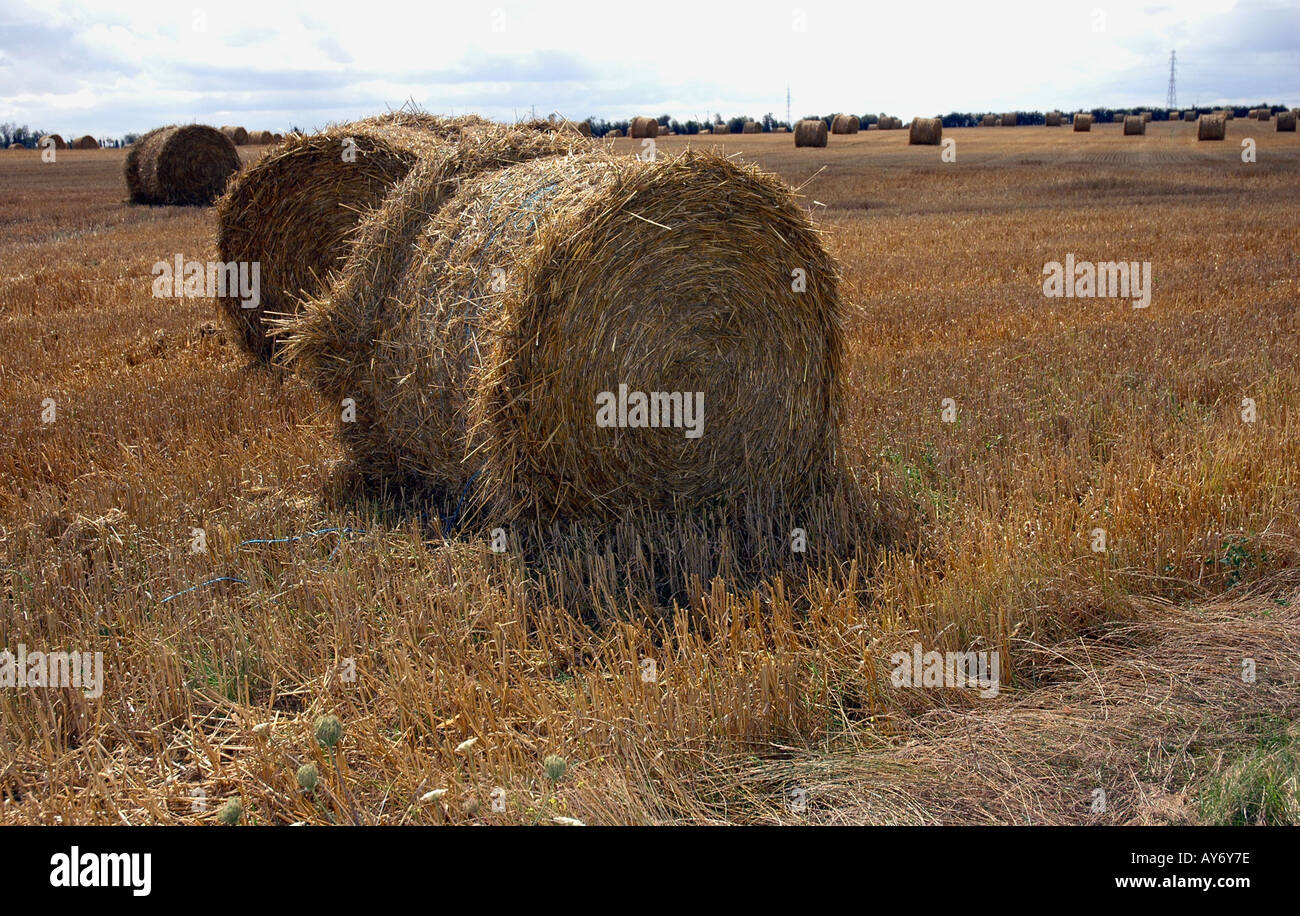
[2,118,1298,825]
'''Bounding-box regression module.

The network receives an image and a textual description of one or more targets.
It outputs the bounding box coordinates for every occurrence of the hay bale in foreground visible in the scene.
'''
[221,126,249,145]
[981,114,996,126]
[908,117,942,145]
[1073,114,1093,132]
[794,119,827,147]
[1197,113,1226,141]
[39,134,67,150]
[1045,112,1062,126]
[1002,112,1017,126]
[72,135,98,149]
[629,117,658,138]
[830,114,859,134]
[217,116,566,360]
[1277,111,1297,132]
[1123,115,1145,135]
[280,149,843,524]
[124,124,240,206]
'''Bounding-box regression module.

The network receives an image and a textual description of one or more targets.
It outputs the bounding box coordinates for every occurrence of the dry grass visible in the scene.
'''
[2,120,1299,824]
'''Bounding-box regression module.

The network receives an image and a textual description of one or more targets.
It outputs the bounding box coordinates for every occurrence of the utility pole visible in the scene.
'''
[1166,50,1177,111]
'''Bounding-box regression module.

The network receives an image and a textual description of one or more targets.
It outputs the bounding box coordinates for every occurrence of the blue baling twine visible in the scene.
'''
[156,527,367,604]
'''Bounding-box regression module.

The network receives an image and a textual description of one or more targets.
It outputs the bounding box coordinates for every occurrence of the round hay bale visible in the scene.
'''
[124,124,240,206]
[774,126,790,133]
[794,119,827,147]
[1222,110,1234,121]
[281,148,843,524]
[830,114,859,134]
[1277,111,1296,132]
[1123,115,1145,135]
[658,124,671,136]
[1141,111,1152,122]
[908,117,942,145]
[629,117,658,139]
[220,126,249,145]
[573,120,592,137]
[1045,112,1062,126]
[39,134,67,150]
[712,123,729,135]
[7,142,24,150]
[980,114,996,127]
[607,128,624,138]
[1073,114,1093,132]
[1182,110,1197,121]
[1197,113,1226,141]
[1002,112,1017,126]
[250,129,276,144]
[72,135,98,149]
[1256,109,1271,121]
[216,115,561,360]
[742,121,762,134]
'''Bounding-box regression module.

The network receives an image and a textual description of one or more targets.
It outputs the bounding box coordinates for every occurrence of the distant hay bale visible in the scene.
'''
[981,114,996,126]
[1141,111,1152,122]
[1073,114,1093,132]
[658,124,670,136]
[774,126,790,133]
[908,117,942,145]
[1123,115,1145,135]
[1045,112,1062,126]
[216,115,568,360]
[628,117,658,139]
[39,134,67,150]
[124,124,240,207]
[1197,113,1226,141]
[221,126,249,145]
[794,119,828,147]
[742,121,762,133]
[573,121,592,137]
[1002,112,1017,126]
[280,148,844,524]
[1256,109,1271,121]
[72,135,98,149]
[1183,110,1197,121]
[712,123,729,135]
[7,142,24,150]
[830,114,859,134]
[1222,110,1234,121]
[607,128,624,138]
[1277,111,1296,132]
[250,130,276,144]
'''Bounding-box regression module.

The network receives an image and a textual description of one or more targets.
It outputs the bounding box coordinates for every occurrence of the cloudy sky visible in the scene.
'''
[2,0,1297,138]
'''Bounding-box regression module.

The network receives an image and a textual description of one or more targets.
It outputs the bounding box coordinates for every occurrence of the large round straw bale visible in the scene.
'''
[281,149,843,523]
[216,116,562,360]
[1073,114,1093,132]
[658,124,670,136]
[124,124,240,206]
[1197,113,1226,141]
[1123,115,1145,135]
[1001,112,1017,126]
[1257,109,1271,121]
[830,114,859,134]
[72,135,98,149]
[1182,110,1197,121]
[629,117,659,138]
[742,121,762,134]
[1045,112,1062,126]
[980,114,996,126]
[220,126,249,145]
[908,117,942,145]
[1277,111,1297,132]
[794,119,828,147]
[39,134,67,150]
[712,123,729,135]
